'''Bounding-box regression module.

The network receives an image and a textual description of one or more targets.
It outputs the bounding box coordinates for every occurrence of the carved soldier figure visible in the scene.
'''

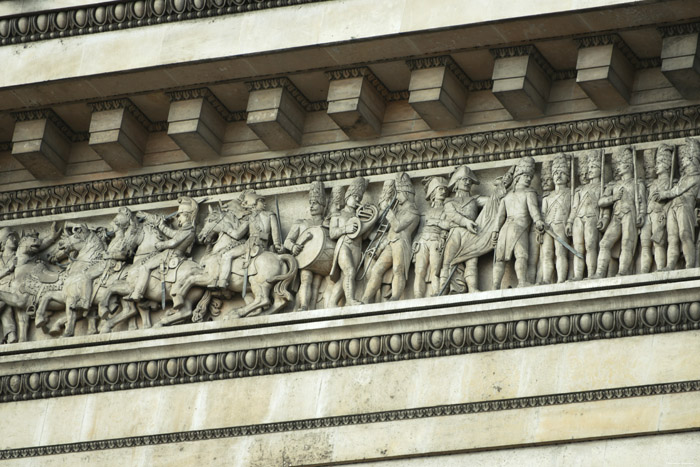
[655,139,700,270]
[0,228,18,343]
[491,157,545,289]
[438,166,486,293]
[213,195,251,288]
[284,181,328,311]
[528,159,554,284]
[640,145,672,273]
[413,176,449,298]
[128,197,198,301]
[566,151,608,280]
[328,178,373,307]
[361,173,420,303]
[539,154,572,284]
[592,147,646,278]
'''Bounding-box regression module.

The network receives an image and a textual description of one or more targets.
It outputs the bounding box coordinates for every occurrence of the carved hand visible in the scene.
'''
[535,220,545,232]
[490,231,499,246]
[155,241,166,251]
[596,218,607,231]
[274,243,284,254]
[565,223,572,237]
[465,219,478,234]
[292,243,303,255]
[636,214,645,228]
[346,223,358,235]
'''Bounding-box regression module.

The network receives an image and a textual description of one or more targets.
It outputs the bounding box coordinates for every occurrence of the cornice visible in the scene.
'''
[1,103,699,221]
[0,0,329,47]
[166,87,247,122]
[405,55,474,90]
[245,77,327,112]
[658,22,700,38]
[88,97,158,132]
[10,108,87,143]
[0,300,697,404]
[2,378,699,459]
[575,33,661,69]
[325,66,408,102]
[489,45,576,81]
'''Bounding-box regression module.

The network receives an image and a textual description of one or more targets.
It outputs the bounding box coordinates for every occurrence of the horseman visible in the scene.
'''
[0,228,19,343]
[215,190,283,289]
[128,197,198,302]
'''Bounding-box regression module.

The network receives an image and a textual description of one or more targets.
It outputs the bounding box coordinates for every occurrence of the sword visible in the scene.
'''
[438,266,457,296]
[242,248,250,299]
[275,195,283,249]
[543,225,583,259]
[159,262,167,310]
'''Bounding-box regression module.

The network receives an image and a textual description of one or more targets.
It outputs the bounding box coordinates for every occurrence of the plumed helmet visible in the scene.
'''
[613,146,633,167]
[0,227,17,246]
[448,165,480,189]
[423,176,448,200]
[514,156,536,179]
[395,172,414,194]
[308,181,327,205]
[345,177,368,201]
[587,149,602,171]
[177,196,199,215]
[655,144,673,171]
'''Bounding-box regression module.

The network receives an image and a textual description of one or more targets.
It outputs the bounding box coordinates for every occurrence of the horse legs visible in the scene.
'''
[172,273,211,309]
[16,309,28,343]
[138,301,152,329]
[63,306,78,338]
[234,281,271,318]
[99,300,139,334]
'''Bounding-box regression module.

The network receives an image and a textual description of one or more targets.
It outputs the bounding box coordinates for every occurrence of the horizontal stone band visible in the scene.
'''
[2,378,699,460]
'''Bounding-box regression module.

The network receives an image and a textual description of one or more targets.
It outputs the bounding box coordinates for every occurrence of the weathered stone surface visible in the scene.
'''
[661,32,700,99]
[167,97,226,161]
[576,42,635,109]
[327,74,385,139]
[246,81,306,150]
[11,114,70,179]
[492,49,551,120]
[408,65,467,130]
[89,105,148,171]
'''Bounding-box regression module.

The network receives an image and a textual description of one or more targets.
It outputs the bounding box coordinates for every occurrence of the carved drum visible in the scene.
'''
[295,226,336,275]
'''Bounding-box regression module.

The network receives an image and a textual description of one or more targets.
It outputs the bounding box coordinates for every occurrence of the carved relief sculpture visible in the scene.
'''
[413,176,449,298]
[593,147,646,278]
[539,154,572,284]
[0,228,18,343]
[492,157,545,288]
[361,173,420,303]
[528,159,553,284]
[640,145,672,273]
[654,138,700,270]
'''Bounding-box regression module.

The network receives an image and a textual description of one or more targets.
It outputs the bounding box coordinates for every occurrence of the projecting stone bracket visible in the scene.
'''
[406,56,469,130]
[245,78,307,150]
[166,88,229,161]
[10,109,73,179]
[659,24,700,100]
[490,45,553,120]
[88,99,150,171]
[326,67,387,139]
[575,35,637,110]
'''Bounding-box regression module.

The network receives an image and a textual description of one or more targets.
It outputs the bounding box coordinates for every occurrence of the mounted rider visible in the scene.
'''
[128,196,198,302]
[216,190,283,289]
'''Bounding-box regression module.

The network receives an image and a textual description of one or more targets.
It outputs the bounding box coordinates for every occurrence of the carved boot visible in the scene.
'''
[128,272,148,301]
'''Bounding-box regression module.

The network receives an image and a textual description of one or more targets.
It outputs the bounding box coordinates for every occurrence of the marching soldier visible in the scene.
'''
[640,145,672,273]
[539,154,572,284]
[413,176,449,298]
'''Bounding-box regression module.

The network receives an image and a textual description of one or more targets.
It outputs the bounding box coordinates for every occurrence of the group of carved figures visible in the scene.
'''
[0,138,699,342]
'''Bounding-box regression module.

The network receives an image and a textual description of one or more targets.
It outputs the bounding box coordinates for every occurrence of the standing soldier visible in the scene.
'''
[413,176,449,298]
[362,173,420,303]
[566,150,609,280]
[491,157,545,289]
[438,166,487,294]
[284,181,328,311]
[592,147,646,278]
[640,145,672,273]
[655,138,700,270]
[0,228,18,343]
[539,154,572,284]
[327,178,373,307]
[128,197,198,302]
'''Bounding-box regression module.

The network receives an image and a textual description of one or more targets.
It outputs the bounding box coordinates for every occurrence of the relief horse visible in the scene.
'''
[98,213,207,331]
[170,207,297,319]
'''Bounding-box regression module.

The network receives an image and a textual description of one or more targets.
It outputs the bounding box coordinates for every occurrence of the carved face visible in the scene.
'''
[587,163,601,181]
[433,186,448,202]
[456,177,473,193]
[309,199,324,216]
[346,194,361,209]
[516,173,532,189]
[4,234,17,252]
[553,169,569,186]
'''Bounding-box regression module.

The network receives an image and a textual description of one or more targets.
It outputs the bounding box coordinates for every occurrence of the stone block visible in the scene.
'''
[246,80,306,150]
[491,49,552,120]
[576,41,635,109]
[167,95,226,161]
[408,65,468,130]
[11,112,71,179]
[327,75,386,139]
[89,103,149,171]
[661,32,700,99]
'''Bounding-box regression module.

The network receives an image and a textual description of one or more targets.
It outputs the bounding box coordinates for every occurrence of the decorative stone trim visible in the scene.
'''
[405,55,474,89]
[88,98,161,132]
[1,103,699,220]
[166,88,247,122]
[575,34,661,69]
[658,22,700,38]
[10,108,87,143]
[245,77,327,112]
[1,378,698,459]
[325,66,409,102]
[489,45,576,81]
[1,301,697,404]
[0,0,328,47]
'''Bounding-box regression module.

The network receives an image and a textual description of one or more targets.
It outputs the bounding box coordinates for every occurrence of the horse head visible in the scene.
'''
[197,205,224,244]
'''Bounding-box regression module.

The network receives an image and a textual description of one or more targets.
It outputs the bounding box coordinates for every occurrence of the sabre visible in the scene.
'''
[275,195,283,246]
[242,249,250,299]
[159,262,167,310]
[543,225,583,259]
[669,144,676,190]
[438,265,457,296]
